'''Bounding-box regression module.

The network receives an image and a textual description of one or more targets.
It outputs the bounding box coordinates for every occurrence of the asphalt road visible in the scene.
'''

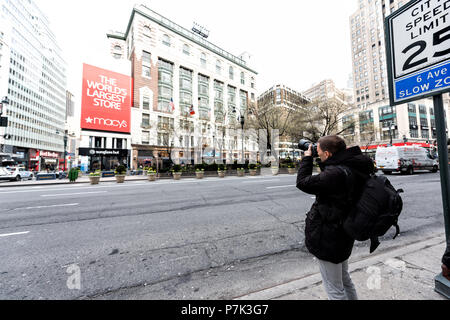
[0,172,446,300]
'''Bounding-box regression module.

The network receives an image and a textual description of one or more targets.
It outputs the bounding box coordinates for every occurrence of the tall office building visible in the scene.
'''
[0,0,67,170]
[349,0,409,108]
[107,4,258,169]
[346,0,449,149]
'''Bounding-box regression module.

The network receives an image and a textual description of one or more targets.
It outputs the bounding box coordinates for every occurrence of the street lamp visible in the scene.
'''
[0,97,10,154]
[387,120,396,146]
[212,134,216,162]
[0,96,9,115]
[232,108,246,164]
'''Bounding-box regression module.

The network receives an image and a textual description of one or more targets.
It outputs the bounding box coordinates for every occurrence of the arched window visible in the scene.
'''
[143,26,151,37]
[114,45,122,51]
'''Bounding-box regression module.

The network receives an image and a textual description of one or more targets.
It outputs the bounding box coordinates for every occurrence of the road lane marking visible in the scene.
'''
[0,231,30,238]
[243,179,280,184]
[266,185,296,189]
[13,203,79,210]
[41,191,108,197]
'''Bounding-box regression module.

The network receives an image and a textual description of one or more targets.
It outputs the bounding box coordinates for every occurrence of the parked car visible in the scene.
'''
[375,146,438,175]
[0,167,34,181]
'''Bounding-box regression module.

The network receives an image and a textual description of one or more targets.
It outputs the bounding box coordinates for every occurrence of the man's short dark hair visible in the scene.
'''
[318,136,347,155]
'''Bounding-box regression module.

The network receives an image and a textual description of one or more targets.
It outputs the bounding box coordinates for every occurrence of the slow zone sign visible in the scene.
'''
[385,0,450,105]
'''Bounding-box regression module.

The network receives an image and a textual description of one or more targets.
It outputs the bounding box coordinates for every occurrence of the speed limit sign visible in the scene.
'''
[385,0,450,105]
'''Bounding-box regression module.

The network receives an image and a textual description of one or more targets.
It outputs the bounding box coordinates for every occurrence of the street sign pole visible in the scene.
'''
[434,94,450,298]
[434,94,450,241]
[384,0,450,298]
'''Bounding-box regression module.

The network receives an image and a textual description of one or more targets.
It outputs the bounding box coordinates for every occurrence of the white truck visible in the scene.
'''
[375,145,438,175]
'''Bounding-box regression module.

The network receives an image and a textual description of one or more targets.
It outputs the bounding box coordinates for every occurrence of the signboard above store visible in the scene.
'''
[80,64,132,134]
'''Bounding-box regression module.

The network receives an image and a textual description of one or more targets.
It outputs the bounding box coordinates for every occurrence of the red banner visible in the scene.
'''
[81,64,132,133]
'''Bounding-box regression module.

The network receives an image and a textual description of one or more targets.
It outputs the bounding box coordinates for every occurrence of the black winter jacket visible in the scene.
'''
[297,146,375,264]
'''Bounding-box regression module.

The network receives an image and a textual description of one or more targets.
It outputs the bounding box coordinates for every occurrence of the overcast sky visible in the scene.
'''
[35,0,357,95]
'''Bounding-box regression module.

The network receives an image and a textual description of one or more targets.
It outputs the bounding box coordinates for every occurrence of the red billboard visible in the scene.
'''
[81,64,132,133]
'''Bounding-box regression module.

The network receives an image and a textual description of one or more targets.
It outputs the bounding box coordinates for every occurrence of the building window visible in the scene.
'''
[142,51,151,78]
[142,114,150,127]
[116,138,124,150]
[142,66,151,78]
[143,51,151,64]
[162,34,171,47]
[216,60,222,74]
[143,26,151,38]
[241,72,245,85]
[183,44,190,56]
[214,81,224,123]
[143,96,150,110]
[229,66,234,80]
[158,59,174,112]
[142,131,150,144]
[200,53,207,67]
[240,91,247,111]
[179,67,193,116]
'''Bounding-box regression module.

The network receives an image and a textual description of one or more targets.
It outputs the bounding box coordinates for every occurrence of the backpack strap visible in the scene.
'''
[336,165,354,204]
[393,224,400,239]
[370,237,381,254]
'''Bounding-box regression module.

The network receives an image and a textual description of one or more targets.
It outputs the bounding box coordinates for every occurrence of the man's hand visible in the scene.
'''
[305,145,313,157]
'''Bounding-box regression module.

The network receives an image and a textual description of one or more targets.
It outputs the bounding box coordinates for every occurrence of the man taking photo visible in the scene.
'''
[296,135,375,300]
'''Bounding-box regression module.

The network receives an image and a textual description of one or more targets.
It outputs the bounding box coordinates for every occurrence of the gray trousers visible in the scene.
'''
[318,259,359,300]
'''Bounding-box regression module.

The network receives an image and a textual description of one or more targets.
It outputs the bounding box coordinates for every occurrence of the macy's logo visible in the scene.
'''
[85,117,128,129]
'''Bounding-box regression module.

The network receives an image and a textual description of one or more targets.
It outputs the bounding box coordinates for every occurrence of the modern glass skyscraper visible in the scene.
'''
[0,0,67,170]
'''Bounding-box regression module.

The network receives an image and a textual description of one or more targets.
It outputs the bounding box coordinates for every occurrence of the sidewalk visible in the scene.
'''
[236,234,450,300]
[0,170,294,188]
[0,175,149,187]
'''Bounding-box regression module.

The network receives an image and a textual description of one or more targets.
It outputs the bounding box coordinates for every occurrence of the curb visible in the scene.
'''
[234,234,446,300]
[0,173,296,188]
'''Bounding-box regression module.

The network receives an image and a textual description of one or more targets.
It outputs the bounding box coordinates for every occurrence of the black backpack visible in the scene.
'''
[338,166,404,254]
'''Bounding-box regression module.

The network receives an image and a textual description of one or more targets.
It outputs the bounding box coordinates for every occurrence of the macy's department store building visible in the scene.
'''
[77,62,133,172]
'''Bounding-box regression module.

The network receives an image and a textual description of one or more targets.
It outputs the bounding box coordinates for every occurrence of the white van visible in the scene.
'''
[375,145,438,175]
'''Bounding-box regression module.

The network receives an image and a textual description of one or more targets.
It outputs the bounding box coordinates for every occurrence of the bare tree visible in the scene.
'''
[295,97,357,143]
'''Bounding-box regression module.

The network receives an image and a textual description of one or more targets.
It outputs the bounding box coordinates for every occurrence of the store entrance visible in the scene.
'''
[89,156,127,172]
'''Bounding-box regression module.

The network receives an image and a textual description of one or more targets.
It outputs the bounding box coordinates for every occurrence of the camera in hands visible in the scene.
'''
[298,139,318,157]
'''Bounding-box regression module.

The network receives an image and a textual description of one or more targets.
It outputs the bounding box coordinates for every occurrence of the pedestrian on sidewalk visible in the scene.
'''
[296,135,375,300]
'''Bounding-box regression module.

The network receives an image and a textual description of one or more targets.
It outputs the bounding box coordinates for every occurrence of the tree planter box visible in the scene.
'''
[237,170,245,177]
[218,171,226,178]
[173,172,182,180]
[148,174,156,181]
[271,167,279,176]
[249,169,258,176]
[196,172,205,179]
[115,175,126,183]
[89,176,100,185]
[288,168,297,175]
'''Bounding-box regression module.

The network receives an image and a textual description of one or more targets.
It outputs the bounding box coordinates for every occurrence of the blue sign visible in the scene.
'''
[395,61,450,102]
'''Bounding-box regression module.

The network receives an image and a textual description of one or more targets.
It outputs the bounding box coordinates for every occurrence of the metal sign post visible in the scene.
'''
[385,0,450,298]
